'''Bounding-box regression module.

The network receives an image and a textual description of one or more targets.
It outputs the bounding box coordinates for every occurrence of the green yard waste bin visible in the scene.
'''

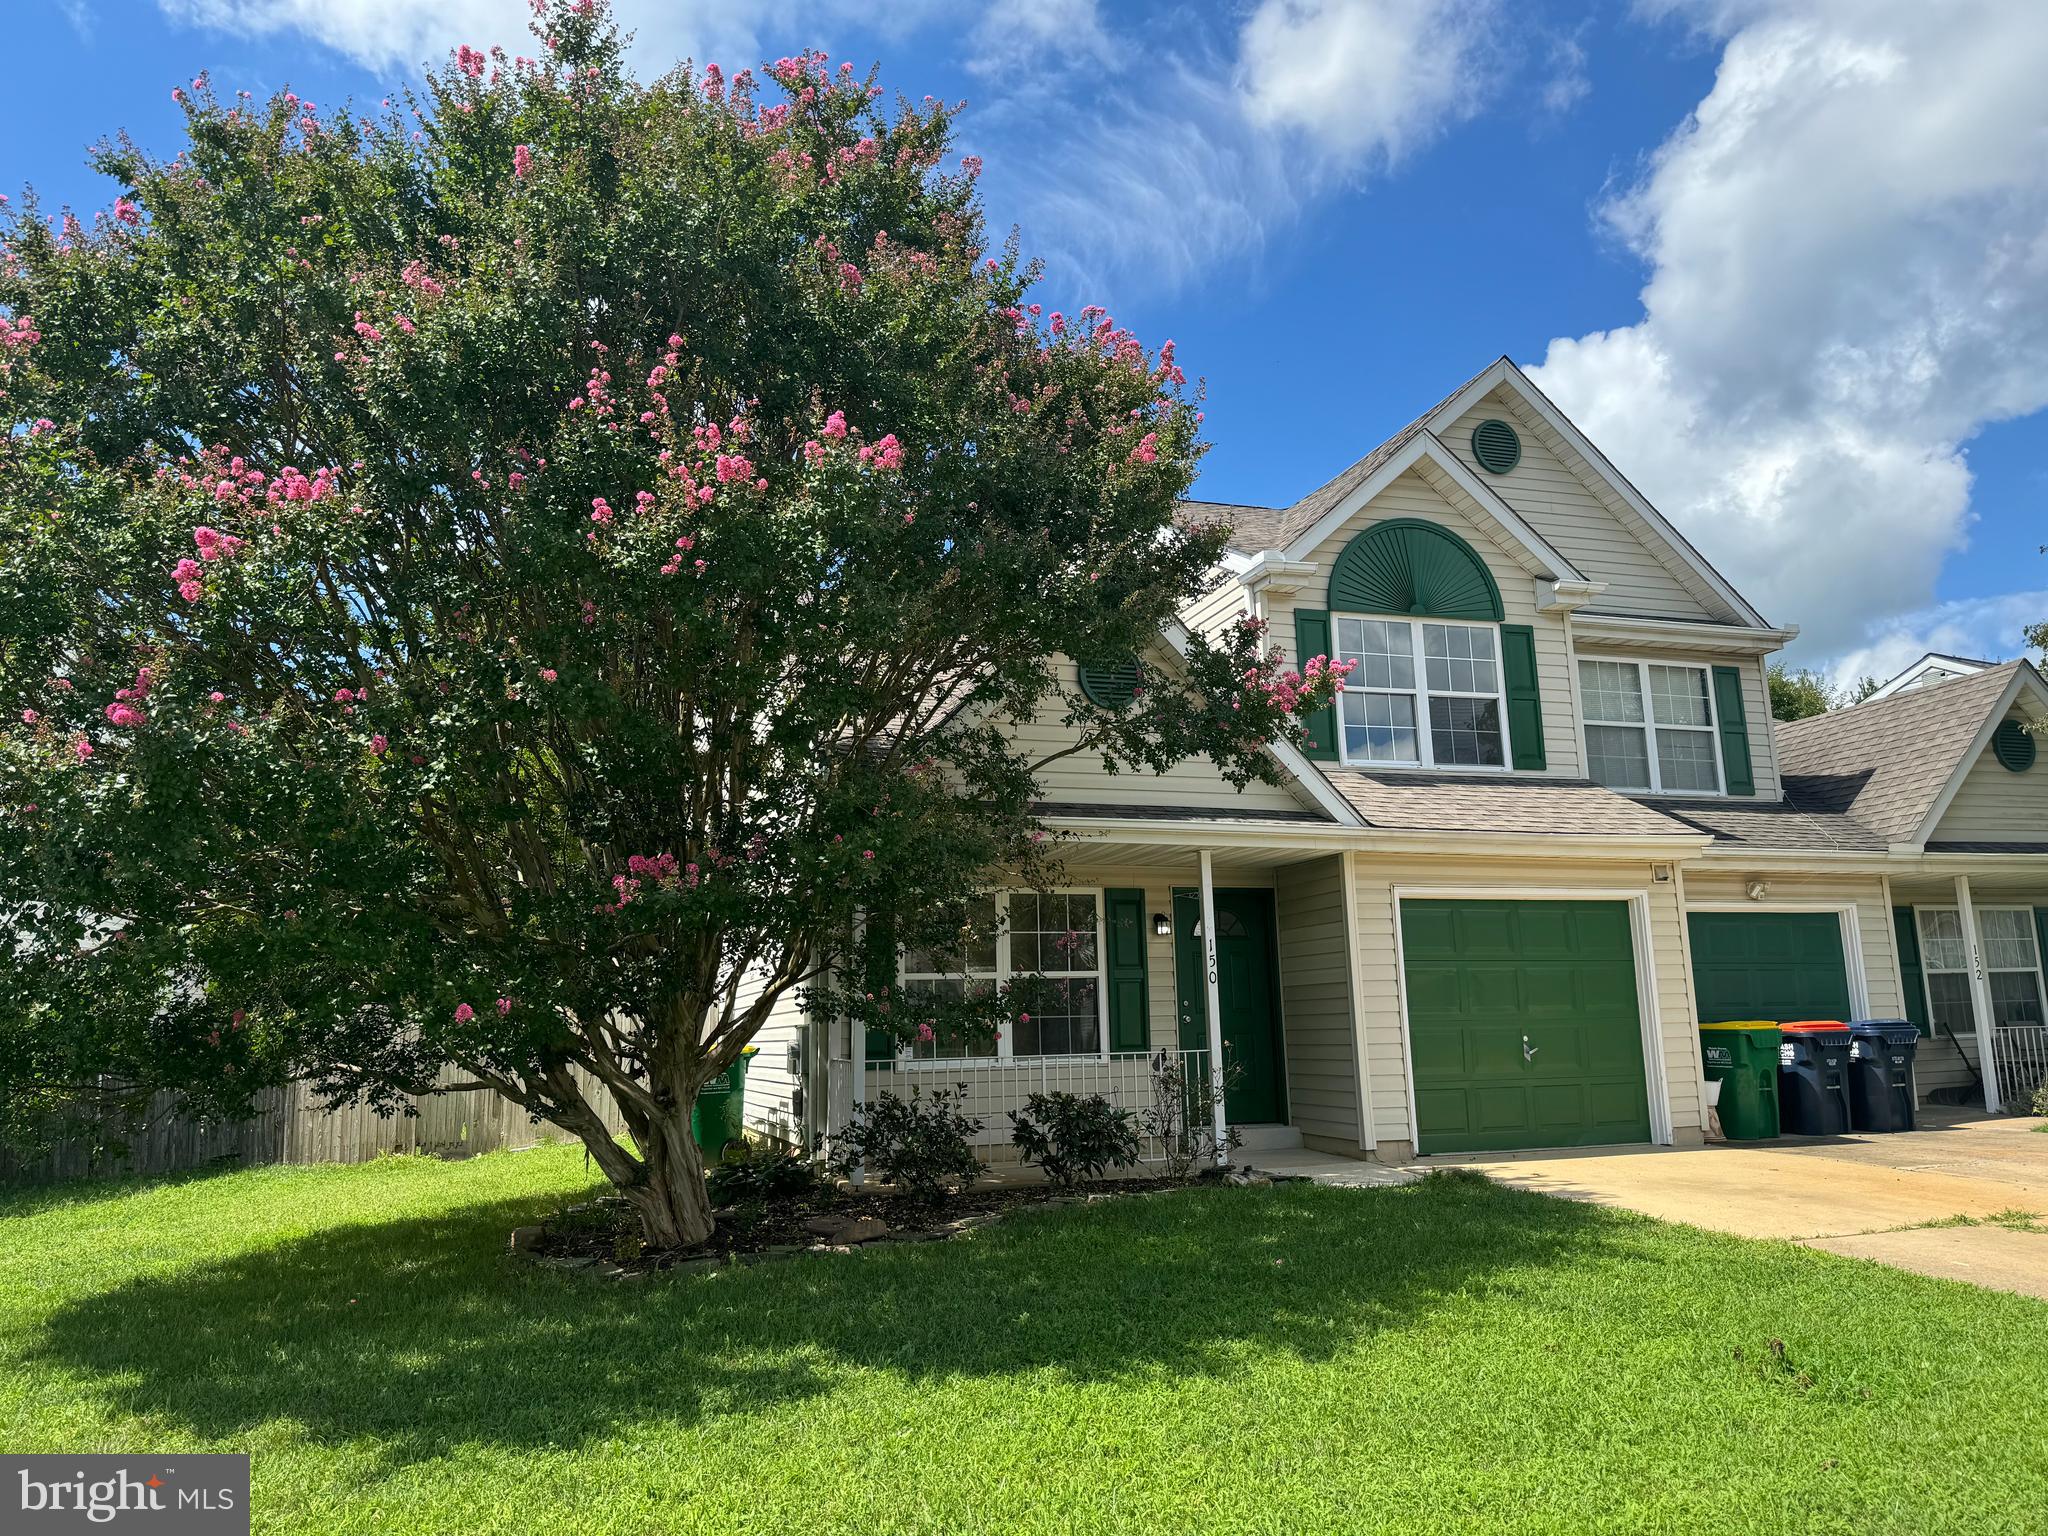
[1699,1022,1782,1141]
[690,1046,758,1157]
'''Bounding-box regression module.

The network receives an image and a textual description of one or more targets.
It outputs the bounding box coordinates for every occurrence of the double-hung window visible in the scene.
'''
[1916,906,2047,1037]
[896,890,1105,1062]
[1333,616,1508,768]
[1579,658,1722,794]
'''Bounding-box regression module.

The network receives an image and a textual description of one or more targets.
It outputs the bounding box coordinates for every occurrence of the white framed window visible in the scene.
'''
[1917,906,2047,1035]
[1333,615,1510,769]
[896,889,1106,1063]
[1579,657,1724,795]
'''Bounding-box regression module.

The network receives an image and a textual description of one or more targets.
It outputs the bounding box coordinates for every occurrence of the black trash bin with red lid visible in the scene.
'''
[1778,1022,1852,1135]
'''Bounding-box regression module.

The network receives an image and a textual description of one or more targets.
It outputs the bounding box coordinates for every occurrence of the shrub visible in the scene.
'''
[828,1087,982,1202]
[706,1145,829,1207]
[1008,1092,1140,1188]
[2030,1074,2048,1119]
[1139,1051,1243,1182]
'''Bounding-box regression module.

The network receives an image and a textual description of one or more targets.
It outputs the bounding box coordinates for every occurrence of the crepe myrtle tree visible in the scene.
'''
[0,1,1346,1245]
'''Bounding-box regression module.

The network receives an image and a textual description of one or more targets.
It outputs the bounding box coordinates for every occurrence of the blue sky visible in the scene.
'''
[11,0,2048,682]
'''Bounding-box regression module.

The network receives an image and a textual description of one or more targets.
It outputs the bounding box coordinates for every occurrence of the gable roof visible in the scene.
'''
[1865,650,1998,702]
[1774,661,2029,844]
[1179,357,1772,629]
[1328,770,1695,840]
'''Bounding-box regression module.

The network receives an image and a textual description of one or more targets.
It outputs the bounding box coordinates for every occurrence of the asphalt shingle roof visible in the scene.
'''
[1774,662,2023,844]
[1328,771,1694,839]
[1647,797,1887,853]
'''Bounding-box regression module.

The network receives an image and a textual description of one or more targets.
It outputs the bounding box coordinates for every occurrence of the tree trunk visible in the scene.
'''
[622,1108,715,1249]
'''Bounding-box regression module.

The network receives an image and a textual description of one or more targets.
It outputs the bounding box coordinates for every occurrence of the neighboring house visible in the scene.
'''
[1865,651,1997,701]
[743,358,2048,1165]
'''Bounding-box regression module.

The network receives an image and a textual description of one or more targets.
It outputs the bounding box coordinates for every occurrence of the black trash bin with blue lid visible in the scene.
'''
[1778,1022,1852,1135]
[1846,1020,1919,1132]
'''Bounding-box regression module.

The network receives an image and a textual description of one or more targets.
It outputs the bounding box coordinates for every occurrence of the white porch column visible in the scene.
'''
[1198,849,1230,1166]
[847,923,867,1185]
[1954,874,2003,1113]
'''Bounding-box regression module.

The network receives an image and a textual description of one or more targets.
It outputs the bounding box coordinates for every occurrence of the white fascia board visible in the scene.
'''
[1570,612,1800,657]
[1907,662,2048,848]
[1539,577,1608,613]
[1277,431,1581,582]
[1448,361,1772,629]
[1866,654,1991,701]
[1239,553,1321,600]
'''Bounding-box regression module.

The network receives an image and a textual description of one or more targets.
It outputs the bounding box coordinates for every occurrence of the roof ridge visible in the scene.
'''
[1780,657,2020,733]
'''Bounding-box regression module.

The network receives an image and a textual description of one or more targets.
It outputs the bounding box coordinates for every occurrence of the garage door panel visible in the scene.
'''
[1688,911,1851,1026]
[1403,898,1652,1154]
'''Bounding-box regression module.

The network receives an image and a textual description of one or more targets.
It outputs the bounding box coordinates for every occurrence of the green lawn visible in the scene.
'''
[3,1149,2044,1535]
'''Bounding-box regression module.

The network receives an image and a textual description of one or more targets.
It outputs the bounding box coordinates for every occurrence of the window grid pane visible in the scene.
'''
[1654,728,1719,793]
[1585,722,1651,790]
[1917,909,1968,973]
[1341,689,1419,762]
[899,892,1103,1062]
[1990,969,2045,1028]
[1427,696,1504,767]
[1579,660,1645,724]
[1648,665,1713,727]
[1422,623,1498,696]
[1335,617,1415,691]
[1979,908,2040,972]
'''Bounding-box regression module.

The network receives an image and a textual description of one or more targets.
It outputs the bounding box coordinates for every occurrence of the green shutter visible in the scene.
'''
[1293,607,1340,761]
[1104,887,1150,1052]
[861,911,898,1068]
[1894,907,1931,1037]
[1500,624,1546,771]
[1711,665,1756,797]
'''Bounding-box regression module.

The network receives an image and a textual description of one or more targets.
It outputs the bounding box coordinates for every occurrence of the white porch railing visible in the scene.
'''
[1990,1024,2048,1114]
[832,1047,1218,1166]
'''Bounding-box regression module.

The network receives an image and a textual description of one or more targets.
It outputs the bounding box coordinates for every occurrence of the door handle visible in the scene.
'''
[1522,1034,1538,1063]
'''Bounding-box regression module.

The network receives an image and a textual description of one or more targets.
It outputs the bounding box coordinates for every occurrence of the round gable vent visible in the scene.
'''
[1078,658,1141,709]
[1993,717,2036,773]
[1471,419,1521,474]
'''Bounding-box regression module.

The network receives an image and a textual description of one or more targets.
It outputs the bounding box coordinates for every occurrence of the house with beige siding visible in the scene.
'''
[741,358,2048,1167]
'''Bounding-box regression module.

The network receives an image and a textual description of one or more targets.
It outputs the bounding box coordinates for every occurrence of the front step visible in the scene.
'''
[1233,1123,1303,1152]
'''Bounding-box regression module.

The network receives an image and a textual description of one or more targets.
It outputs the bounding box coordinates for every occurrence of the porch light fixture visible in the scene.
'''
[1152,912,1171,938]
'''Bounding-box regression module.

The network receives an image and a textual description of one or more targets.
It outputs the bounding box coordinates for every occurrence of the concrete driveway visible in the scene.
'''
[1434,1109,2048,1301]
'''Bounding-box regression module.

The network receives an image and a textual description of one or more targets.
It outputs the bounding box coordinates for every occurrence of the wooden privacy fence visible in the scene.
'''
[1,1065,630,1186]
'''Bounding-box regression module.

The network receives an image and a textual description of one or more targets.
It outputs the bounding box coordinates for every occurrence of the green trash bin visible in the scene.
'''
[691,1046,759,1157]
[1699,1022,1781,1141]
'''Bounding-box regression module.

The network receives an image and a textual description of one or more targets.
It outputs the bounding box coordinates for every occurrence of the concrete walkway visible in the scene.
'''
[1423,1110,2048,1300]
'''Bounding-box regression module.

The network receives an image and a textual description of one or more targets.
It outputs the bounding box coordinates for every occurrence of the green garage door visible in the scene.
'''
[1402,899,1652,1154]
[1688,911,1851,1025]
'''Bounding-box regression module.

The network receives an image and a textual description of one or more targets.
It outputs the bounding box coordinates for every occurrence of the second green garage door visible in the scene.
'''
[1688,911,1852,1025]
[1402,899,1652,1154]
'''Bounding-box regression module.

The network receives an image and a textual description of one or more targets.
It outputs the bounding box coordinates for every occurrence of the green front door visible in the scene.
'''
[1688,911,1852,1024]
[1173,888,1286,1124]
[1402,898,1651,1154]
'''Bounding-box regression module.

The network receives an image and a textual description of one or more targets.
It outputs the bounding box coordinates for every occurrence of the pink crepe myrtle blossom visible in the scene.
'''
[19,709,37,724]
[513,143,534,179]
[821,410,848,440]
[539,667,558,683]
[496,997,513,1016]
[369,733,389,756]
[454,1002,476,1023]
[72,738,92,762]
[112,197,141,226]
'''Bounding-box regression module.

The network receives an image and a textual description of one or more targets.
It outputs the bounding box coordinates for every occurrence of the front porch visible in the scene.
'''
[1891,870,2048,1114]
[816,819,1365,1173]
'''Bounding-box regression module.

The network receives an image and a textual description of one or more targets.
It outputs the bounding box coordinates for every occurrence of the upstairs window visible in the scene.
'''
[1335,616,1506,769]
[1580,658,1722,794]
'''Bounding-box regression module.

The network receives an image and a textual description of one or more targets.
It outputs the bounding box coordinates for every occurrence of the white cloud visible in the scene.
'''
[1529,0,2048,667]
[1826,591,2047,693]
[1235,0,1500,170]
[966,0,1112,78]
[158,0,799,76]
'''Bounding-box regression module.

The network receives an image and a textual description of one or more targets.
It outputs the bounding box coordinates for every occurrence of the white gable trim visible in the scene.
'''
[1426,359,1772,630]
[1867,652,1994,702]
[1158,621,1368,827]
[1277,430,1584,582]
[1910,663,2048,849]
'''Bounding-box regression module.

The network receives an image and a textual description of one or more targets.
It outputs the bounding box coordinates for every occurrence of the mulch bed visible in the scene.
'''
[517,1175,1202,1278]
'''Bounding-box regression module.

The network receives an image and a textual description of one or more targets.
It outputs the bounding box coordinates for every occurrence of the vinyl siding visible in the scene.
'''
[1181,573,1251,645]
[1275,854,1362,1147]
[734,963,806,1146]
[998,659,1316,815]
[1272,466,1582,776]
[1570,640,1782,801]
[1442,392,1721,623]
[1931,705,2048,843]
[1350,852,1701,1155]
